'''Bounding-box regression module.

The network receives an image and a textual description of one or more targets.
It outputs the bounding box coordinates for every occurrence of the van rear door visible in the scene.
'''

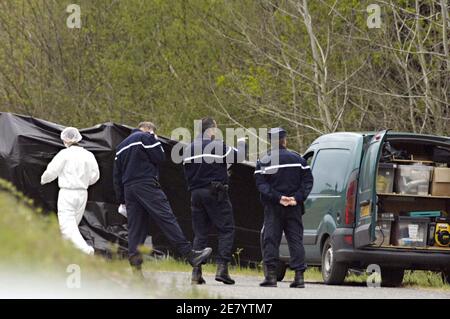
[354,130,388,248]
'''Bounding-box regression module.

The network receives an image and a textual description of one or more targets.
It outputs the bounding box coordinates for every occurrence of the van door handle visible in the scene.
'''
[360,200,370,206]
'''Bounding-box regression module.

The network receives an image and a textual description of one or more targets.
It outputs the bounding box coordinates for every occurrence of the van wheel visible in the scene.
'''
[441,270,450,285]
[276,261,287,282]
[381,268,404,287]
[321,238,348,285]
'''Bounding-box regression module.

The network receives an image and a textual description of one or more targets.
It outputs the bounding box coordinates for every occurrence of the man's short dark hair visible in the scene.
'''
[138,121,156,131]
[201,117,216,134]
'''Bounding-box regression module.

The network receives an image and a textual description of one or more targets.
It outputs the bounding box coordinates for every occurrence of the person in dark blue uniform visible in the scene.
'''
[255,127,313,288]
[114,122,212,277]
[183,117,246,285]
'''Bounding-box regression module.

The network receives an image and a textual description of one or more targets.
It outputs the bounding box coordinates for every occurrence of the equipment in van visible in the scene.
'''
[430,167,450,197]
[432,146,450,166]
[376,163,396,193]
[380,142,410,162]
[409,211,442,218]
[394,217,429,247]
[380,212,395,220]
[395,165,434,195]
[375,213,394,246]
[434,222,450,247]
[428,222,436,246]
[375,220,392,246]
[427,217,450,247]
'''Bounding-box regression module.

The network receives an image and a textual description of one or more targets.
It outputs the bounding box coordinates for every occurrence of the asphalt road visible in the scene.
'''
[151,271,450,299]
[3,269,450,299]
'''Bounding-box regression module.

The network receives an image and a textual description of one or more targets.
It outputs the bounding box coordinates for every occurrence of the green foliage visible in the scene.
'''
[0,0,449,151]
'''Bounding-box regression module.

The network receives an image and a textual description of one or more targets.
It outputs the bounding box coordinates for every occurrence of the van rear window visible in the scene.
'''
[310,149,351,196]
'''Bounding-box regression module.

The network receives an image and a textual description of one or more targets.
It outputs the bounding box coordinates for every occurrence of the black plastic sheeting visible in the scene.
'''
[0,112,264,264]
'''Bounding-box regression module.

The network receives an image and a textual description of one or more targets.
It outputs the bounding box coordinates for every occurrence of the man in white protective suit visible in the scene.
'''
[41,127,100,255]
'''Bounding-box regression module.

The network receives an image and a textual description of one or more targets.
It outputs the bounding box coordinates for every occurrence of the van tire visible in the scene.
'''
[381,268,404,287]
[276,261,287,282]
[321,238,348,285]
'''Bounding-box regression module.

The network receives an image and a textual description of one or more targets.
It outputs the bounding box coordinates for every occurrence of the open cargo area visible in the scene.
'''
[374,137,450,251]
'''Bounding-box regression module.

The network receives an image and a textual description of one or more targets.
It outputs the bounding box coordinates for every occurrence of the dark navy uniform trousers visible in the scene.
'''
[262,203,306,272]
[190,187,235,264]
[125,181,192,259]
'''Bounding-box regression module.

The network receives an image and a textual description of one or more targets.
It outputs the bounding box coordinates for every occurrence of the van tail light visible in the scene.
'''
[345,170,358,225]
[344,235,353,246]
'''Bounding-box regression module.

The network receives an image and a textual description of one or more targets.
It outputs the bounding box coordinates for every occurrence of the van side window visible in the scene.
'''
[303,152,314,166]
[310,149,351,196]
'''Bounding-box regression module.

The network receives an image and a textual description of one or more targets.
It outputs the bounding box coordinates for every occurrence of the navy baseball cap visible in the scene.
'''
[268,127,287,139]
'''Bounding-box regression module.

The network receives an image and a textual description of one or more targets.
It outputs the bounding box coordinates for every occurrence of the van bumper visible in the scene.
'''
[332,228,450,270]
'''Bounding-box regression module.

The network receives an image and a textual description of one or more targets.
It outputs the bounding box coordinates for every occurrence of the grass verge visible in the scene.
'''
[0,180,209,298]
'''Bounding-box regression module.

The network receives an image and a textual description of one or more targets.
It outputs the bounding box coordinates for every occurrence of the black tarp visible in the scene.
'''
[0,112,263,264]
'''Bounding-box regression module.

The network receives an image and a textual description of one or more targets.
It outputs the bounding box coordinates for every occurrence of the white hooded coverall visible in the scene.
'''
[41,146,100,255]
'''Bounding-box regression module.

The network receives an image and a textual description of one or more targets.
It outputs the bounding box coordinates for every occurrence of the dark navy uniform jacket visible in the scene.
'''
[183,137,245,191]
[113,129,165,203]
[255,146,314,205]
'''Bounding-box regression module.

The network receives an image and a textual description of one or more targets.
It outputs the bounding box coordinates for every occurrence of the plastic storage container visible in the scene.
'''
[374,220,392,246]
[393,217,429,247]
[380,212,395,221]
[376,163,397,193]
[395,165,434,195]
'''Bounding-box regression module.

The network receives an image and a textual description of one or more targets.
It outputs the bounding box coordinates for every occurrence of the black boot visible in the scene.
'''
[129,254,144,279]
[259,269,277,287]
[215,263,235,285]
[290,271,305,288]
[187,247,212,267]
[191,266,206,285]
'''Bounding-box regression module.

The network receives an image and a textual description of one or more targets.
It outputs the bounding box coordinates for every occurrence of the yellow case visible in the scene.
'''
[435,223,450,247]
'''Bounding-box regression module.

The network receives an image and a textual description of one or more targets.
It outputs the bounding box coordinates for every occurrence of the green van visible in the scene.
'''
[274,131,450,287]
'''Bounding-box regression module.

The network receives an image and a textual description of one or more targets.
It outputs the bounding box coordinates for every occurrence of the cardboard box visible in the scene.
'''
[431,167,450,197]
